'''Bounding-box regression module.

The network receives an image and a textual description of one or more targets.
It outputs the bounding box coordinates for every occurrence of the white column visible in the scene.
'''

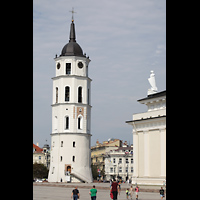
[160,128,166,177]
[133,130,139,178]
[143,130,149,177]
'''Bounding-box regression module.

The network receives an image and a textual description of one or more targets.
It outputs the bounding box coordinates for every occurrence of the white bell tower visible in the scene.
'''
[48,17,93,183]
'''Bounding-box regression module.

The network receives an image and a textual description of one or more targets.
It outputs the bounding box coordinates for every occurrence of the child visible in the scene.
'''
[159,187,164,199]
[126,188,129,199]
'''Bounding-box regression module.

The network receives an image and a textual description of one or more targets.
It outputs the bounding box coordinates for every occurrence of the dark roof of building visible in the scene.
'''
[137,90,166,102]
[60,20,85,57]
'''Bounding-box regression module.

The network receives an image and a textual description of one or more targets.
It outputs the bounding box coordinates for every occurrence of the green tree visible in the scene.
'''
[91,164,99,180]
[33,163,48,179]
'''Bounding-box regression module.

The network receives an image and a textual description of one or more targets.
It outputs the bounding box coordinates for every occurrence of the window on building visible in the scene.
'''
[60,156,62,162]
[61,141,63,147]
[88,88,90,104]
[65,116,69,129]
[72,156,75,162]
[66,63,71,74]
[39,156,41,160]
[78,87,82,103]
[126,158,129,163]
[131,158,133,164]
[56,87,58,103]
[78,116,83,130]
[119,158,122,164]
[119,167,122,173]
[131,167,133,173]
[126,167,128,172]
[73,141,75,147]
[113,158,115,163]
[110,167,113,173]
[65,86,70,101]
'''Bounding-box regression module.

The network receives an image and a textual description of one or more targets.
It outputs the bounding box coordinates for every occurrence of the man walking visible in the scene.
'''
[110,178,120,200]
[159,187,165,199]
[89,185,97,200]
[71,186,79,200]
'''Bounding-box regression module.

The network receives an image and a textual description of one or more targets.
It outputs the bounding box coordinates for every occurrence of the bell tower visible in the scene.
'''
[48,16,93,183]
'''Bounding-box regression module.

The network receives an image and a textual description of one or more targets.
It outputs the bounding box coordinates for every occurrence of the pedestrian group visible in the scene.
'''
[70,183,165,200]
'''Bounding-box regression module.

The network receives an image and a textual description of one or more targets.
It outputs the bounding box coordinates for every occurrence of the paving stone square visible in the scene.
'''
[33,185,166,200]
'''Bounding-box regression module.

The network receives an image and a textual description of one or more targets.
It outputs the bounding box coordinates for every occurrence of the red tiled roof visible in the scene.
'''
[33,143,43,153]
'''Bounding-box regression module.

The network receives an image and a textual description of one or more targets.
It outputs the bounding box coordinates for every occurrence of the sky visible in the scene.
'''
[33,0,166,148]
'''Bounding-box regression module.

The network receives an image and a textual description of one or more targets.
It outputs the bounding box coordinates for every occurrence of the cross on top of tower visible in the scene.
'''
[69,7,76,22]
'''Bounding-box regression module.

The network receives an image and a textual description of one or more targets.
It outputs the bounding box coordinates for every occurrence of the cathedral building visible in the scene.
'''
[126,71,166,185]
[48,17,93,183]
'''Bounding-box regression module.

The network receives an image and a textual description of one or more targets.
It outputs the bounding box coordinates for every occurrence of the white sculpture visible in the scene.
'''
[147,70,158,95]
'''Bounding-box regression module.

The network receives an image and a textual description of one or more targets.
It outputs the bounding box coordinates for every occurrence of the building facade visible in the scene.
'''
[33,143,50,169]
[91,139,122,177]
[104,146,133,181]
[126,71,166,185]
[48,18,93,183]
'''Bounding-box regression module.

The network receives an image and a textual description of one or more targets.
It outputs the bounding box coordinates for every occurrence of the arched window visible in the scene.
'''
[65,86,70,102]
[56,87,58,103]
[78,115,83,130]
[65,116,69,130]
[66,63,71,74]
[78,86,82,103]
[88,88,90,104]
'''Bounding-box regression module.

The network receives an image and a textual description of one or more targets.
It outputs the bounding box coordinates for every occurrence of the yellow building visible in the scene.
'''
[91,139,122,174]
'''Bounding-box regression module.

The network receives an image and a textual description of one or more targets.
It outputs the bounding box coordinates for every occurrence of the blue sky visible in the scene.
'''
[33,0,166,148]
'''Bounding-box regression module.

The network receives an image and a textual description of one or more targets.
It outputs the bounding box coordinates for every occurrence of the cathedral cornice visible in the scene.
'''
[50,132,92,136]
[51,102,92,107]
[51,75,92,81]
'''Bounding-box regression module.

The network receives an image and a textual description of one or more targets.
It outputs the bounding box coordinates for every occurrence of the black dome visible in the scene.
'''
[61,41,84,57]
[60,20,85,57]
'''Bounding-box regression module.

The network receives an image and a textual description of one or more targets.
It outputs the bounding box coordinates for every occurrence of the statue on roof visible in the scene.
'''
[147,70,158,95]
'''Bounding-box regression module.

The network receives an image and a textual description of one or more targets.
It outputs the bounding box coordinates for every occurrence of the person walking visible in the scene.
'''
[71,186,80,200]
[129,185,134,200]
[110,178,120,200]
[89,185,97,200]
[135,185,139,200]
[159,187,165,199]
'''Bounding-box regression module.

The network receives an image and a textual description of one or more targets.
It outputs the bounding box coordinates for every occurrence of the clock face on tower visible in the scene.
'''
[57,62,60,69]
[78,62,83,69]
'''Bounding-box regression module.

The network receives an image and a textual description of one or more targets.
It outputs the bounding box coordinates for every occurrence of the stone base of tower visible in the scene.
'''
[71,167,93,183]
[48,167,93,183]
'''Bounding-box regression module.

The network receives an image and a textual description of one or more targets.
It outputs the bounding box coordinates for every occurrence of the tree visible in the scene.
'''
[33,163,49,179]
[91,164,99,180]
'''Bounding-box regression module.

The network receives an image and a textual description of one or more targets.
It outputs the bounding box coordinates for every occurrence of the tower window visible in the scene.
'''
[56,87,58,103]
[78,86,82,103]
[60,156,62,162]
[65,116,69,129]
[88,88,90,104]
[61,141,63,147]
[73,141,75,147]
[72,156,75,162]
[65,86,70,101]
[66,63,71,74]
[78,116,83,130]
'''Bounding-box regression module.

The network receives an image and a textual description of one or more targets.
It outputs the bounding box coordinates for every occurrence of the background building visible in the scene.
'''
[91,139,122,177]
[33,143,50,169]
[104,146,133,181]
